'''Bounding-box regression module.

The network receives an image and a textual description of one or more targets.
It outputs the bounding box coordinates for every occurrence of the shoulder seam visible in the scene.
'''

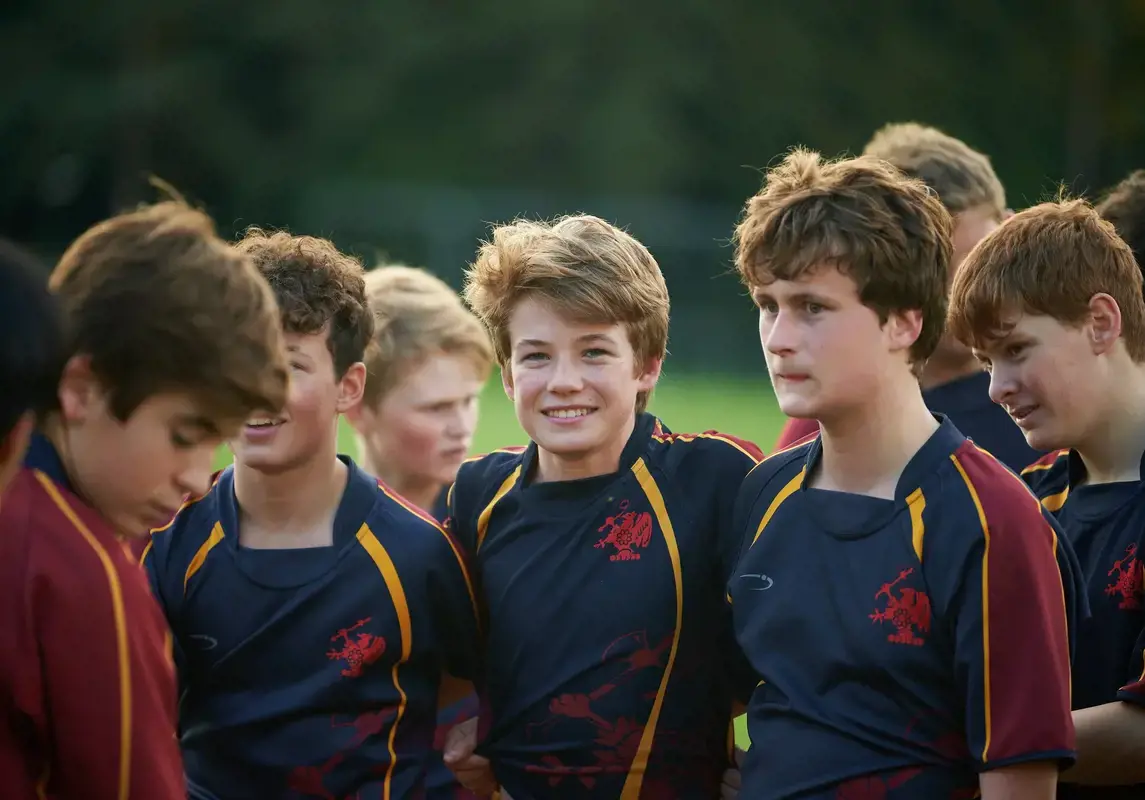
[375,480,448,534]
[745,433,816,479]
[460,446,526,468]
[649,431,764,464]
[1020,448,1069,476]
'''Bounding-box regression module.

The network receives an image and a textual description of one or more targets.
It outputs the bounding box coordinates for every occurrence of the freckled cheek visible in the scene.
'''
[510,372,547,407]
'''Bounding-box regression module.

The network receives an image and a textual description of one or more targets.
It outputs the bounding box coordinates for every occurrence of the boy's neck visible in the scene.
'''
[534,413,637,483]
[815,371,939,499]
[40,414,94,505]
[1076,365,1145,485]
[364,455,442,515]
[234,444,348,548]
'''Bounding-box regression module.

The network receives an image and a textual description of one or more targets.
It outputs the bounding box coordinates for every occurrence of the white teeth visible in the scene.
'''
[546,409,591,419]
[247,418,281,427]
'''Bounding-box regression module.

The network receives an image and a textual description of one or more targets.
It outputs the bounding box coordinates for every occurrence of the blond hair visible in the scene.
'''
[464,215,669,414]
[361,265,494,407]
[947,198,1145,360]
[735,148,953,369]
[864,123,1006,218]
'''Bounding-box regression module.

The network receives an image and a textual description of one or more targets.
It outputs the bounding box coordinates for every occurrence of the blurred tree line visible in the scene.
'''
[3,0,1143,369]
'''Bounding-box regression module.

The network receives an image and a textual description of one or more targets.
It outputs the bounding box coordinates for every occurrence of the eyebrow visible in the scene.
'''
[517,333,617,348]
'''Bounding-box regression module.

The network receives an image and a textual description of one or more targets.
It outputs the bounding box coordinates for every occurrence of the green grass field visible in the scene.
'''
[214,371,784,748]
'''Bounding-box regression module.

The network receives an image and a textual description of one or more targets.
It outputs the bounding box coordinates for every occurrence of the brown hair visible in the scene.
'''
[734,148,953,368]
[361,265,494,408]
[234,229,373,377]
[49,201,288,425]
[464,215,669,414]
[947,198,1145,360]
[863,123,1006,217]
[1096,169,1145,272]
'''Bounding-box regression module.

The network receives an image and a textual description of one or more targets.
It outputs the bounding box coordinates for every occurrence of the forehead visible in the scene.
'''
[392,352,484,400]
[753,263,860,299]
[127,392,220,432]
[283,329,332,356]
[972,312,1074,351]
[507,295,627,343]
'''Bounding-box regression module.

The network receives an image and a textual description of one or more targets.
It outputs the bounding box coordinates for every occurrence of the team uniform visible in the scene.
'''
[448,413,762,799]
[773,371,1041,472]
[730,417,1085,799]
[142,457,481,799]
[1023,449,1145,800]
[0,434,185,799]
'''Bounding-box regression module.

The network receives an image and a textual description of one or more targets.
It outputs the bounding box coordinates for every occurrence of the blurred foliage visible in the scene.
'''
[2,0,1143,368]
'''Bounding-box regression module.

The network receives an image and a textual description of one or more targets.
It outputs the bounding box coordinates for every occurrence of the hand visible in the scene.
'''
[720,746,746,799]
[443,717,498,797]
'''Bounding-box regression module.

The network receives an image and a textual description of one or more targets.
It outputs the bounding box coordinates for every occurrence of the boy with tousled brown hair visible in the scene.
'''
[728,148,1083,800]
[442,214,762,798]
[948,198,1145,798]
[347,263,493,800]
[772,122,1039,471]
[0,200,289,799]
[144,230,482,799]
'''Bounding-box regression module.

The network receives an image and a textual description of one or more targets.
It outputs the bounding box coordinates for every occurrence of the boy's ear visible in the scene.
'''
[57,355,101,423]
[336,362,368,414]
[1087,292,1123,355]
[884,308,925,355]
[501,366,515,402]
[636,356,663,393]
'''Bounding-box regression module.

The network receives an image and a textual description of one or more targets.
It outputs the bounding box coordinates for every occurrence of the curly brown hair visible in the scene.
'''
[234,229,373,377]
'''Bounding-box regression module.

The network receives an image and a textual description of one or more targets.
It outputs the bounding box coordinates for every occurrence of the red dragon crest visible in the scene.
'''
[595,500,653,561]
[870,568,931,646]
[1106,543,1144,610]
[326,618,386,678]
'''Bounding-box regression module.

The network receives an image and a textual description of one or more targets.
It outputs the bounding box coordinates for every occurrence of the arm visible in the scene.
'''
[39,553,184,799]
[978,762,1058,800]
[142,531,189,691]
[1061,701,1145,784]
[440,481,498,795]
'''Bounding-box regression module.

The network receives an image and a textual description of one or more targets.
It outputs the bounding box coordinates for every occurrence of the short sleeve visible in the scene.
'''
[925,472,1077,770]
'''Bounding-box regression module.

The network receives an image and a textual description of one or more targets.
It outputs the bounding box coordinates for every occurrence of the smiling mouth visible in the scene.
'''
[543,408,596,419]
[1007,404,1038,422]
[246,417,285,429]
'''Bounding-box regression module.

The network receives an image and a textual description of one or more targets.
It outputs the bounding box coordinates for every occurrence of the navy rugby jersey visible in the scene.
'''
[731,417,1084,800]
[1024,448,1145,800]
[448,413,762,799]
[142,457,481,800]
